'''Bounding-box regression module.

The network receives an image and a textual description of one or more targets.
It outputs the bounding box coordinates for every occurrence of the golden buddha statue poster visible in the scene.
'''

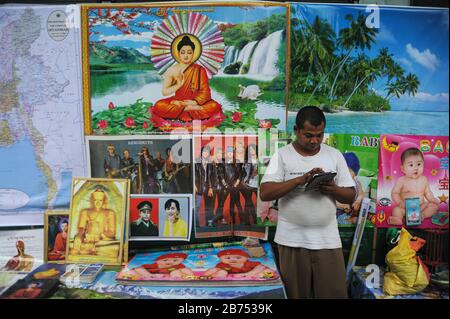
[66,178,130,265]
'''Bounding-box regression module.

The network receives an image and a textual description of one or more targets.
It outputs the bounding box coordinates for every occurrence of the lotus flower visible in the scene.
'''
[108,102,115,110]
[231,112,242,123]
[98,120,108,129]
[259,120,272,129]
[124,117,135,128]
[143,122,149,129]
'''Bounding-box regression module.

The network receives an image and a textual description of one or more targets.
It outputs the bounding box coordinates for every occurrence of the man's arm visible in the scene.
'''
[260,168,324,202]
[319,181,356,204]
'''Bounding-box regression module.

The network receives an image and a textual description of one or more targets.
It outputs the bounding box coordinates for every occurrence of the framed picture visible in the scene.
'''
[86,135,193,196]
[66,177,130,265]
[81,2,289,134]
[44,211,70,263]
[129,194,192,242]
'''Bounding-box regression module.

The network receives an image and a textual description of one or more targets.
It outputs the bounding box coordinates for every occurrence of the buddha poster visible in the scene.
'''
[376,134,449,229]
[81,2,289,134]
[66,178,130,265]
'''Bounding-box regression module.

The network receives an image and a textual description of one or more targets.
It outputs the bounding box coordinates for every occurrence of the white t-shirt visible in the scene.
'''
[261,143,355,250]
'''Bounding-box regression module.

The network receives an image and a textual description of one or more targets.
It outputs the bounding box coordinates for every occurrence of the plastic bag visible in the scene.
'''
[383,228,430,295]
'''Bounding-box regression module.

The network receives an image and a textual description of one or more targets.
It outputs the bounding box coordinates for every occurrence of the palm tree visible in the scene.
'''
[402,73,420,96]
[343,54,381,107]
[328,13,378,99]
[385,79,405,99]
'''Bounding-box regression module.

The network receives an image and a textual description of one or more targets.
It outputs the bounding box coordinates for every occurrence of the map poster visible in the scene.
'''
[376,134,449,229]
[0,5,87,226]
[81,2,289,134]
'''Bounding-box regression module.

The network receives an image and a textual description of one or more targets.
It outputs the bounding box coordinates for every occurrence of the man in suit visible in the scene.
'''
[130,201,159,237]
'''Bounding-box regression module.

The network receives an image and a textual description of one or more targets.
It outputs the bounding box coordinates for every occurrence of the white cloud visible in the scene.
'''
[397,57,413,71]
[406,43,440,72]
[136,46,150,56]
[401,92,449,103]
[99,31,154,43]
[377,23,396,44]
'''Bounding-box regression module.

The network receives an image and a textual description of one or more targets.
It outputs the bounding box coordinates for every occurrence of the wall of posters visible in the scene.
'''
[81,2,289,134]
[289,4,449,136]
[86,135,193,195]
[376,134,448,229]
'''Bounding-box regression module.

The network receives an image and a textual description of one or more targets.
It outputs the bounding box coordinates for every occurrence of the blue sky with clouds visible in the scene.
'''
[294,4,449,112]
[89,5,286,57]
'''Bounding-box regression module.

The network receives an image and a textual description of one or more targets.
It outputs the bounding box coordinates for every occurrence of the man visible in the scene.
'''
[72,188,117,256]
[130,201,159,237]
[104,145,121,178]
[260,106,356,299]
[138,146,159,194]
[48,218,68,261]
[194,145,214,227]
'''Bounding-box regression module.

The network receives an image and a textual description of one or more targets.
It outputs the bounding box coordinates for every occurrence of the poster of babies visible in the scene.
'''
[376,134,449,228]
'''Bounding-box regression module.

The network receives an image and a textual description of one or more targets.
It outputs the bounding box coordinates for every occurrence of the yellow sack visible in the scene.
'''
[383,228,430,295]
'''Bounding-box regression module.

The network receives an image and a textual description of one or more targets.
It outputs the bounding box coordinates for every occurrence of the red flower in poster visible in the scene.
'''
[98,120,108,129]
[108,102,115,110]
[231,112,242,123]
[124,117,136,128]
[258,120,272,129]
[142,122,149,129]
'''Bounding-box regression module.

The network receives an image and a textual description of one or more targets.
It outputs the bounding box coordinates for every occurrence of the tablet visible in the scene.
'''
[304,172,337,192]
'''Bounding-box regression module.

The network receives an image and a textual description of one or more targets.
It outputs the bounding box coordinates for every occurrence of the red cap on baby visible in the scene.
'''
[156,253,187,261]
[218,249,249,258]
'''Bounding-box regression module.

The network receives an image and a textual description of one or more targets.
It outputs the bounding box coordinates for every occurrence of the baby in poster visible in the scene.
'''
[376,134,449,228]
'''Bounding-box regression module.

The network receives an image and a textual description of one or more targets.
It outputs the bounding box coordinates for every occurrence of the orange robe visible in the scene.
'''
[152,64,222,122]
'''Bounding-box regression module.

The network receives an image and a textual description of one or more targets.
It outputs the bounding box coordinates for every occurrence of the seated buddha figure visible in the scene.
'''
[72,189,117,256]
[151,35,223,125]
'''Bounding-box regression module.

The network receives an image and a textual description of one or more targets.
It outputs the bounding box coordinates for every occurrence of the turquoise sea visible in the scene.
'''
[287,111,449,136]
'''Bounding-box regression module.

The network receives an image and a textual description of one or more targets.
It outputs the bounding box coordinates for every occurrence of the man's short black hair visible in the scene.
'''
[295,106,326,130]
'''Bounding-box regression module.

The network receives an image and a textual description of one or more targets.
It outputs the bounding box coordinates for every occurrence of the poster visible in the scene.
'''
[82,2,289,134]
[129,194,192,242]
[66,178,130,265]
[376,134,448,228]
[116,242,280,285]
[0,4,87,226]
[289,4,449,136]
[326,134,379,226]
[0,229,44,273]
[86,135,193,195]
[193,135,267,239]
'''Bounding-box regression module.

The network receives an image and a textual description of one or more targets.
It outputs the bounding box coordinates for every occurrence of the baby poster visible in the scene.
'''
[376,134,449,229]
[116,242,279,285]
[327,134,379,226]
[82,3,288,134]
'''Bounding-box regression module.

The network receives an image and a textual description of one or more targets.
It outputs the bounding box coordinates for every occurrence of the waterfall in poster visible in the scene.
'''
[248,30,283,77]
[220,30,283,79]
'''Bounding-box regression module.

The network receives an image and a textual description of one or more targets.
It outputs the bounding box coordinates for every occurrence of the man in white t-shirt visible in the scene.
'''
[260,106,356,299]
